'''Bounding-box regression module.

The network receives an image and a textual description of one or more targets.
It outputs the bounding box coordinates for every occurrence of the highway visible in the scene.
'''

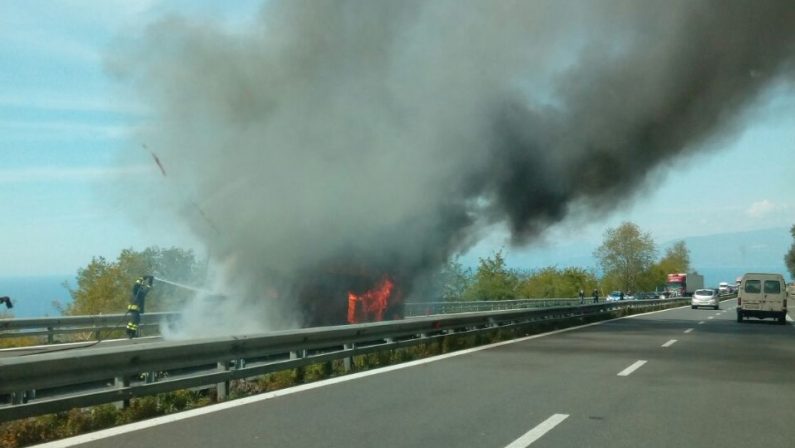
[38,299,795,448]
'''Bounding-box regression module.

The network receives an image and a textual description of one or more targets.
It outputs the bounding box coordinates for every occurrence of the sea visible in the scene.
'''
[0,275,74,318]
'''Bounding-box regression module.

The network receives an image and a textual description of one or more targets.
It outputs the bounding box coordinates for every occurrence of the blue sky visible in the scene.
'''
[2,1,794,278]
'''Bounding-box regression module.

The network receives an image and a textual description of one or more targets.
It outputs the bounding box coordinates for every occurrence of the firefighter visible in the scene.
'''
[126,276,153,338]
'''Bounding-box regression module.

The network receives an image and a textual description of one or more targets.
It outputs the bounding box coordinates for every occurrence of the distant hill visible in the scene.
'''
[666,227,792,286]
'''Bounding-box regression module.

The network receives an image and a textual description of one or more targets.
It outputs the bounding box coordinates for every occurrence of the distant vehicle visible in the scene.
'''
[718,282,730,294]
[736,273,788,324]
[637,291,659,300]
[692,289,719,310]
[666,272,704,297]
[655,286,671,298]
[606,291,623,302]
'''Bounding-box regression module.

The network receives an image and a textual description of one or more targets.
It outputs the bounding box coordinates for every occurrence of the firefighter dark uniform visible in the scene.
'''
[126,276,153,338]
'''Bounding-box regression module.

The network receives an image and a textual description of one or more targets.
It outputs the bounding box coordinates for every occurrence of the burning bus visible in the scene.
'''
[293,264,405,327]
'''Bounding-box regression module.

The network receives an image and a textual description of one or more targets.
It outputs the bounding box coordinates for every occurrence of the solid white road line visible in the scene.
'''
[504,414,570,448]
[684,328,694,334]
[661,339,677,347]
[707,316,714,320]
[618,360,647,376]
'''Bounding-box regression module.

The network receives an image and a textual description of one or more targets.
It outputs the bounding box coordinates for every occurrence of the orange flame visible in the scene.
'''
[347,278,394,324]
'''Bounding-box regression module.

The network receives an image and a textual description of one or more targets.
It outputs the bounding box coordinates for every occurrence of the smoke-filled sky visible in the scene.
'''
[2,0,795,294]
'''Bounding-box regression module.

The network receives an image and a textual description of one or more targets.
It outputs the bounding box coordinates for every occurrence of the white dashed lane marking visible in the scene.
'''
[504,414,570,448]
[618,360,647,376]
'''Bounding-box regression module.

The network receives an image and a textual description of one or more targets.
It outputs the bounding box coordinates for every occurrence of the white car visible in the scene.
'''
[692,289,719,310]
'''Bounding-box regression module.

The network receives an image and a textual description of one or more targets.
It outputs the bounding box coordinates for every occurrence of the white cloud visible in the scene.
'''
[0,165,153,184]
[0,119,135,140]
[0,93,148,116]
[745,199,784,218]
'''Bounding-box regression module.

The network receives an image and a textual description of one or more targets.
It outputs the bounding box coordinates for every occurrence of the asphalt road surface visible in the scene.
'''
[40,299,795,448]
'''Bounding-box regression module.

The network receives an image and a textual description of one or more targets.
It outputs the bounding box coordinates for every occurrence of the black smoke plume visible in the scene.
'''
[111,0,795,333]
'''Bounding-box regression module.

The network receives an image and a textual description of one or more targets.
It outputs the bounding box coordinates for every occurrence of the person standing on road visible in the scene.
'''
[126,276,153,338]
[592,289,599,303]
[579,288,585,304]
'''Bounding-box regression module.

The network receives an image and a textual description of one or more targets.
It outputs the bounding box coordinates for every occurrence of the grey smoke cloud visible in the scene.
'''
[111,0,795,328]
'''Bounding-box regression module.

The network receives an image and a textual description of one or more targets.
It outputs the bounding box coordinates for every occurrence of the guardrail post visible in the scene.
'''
[47,326,54,345]
[289,349,307,360]
[114,376,130,409]
[343,343,355,372]
[290,350,307,383]
[216,361,230,401]
[10,391,26,405]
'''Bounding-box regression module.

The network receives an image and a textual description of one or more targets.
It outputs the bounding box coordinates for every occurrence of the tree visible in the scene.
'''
[639,240,691,291]
[435,257,473,301]
[593,222,656,293]
[463,250,519,300]
[659,241,690,273]
[785,225,795,281]
[518,266,598,298]
[66,247,204,315]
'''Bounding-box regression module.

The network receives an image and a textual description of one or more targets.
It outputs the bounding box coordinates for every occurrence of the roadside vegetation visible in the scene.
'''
[437,221,689,301]
[62,247,204,316]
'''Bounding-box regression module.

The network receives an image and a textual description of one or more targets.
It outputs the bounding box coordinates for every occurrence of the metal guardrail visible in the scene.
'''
[403,298,590,316]
[0,312,180,343]
[0,300,603,343]
[0,298,688,422]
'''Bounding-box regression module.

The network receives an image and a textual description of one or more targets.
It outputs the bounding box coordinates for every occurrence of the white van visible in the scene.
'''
[736,273,788,324]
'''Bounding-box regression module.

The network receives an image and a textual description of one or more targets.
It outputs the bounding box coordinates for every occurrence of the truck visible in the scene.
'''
[666,272,704,297]
[736,273,788,324]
